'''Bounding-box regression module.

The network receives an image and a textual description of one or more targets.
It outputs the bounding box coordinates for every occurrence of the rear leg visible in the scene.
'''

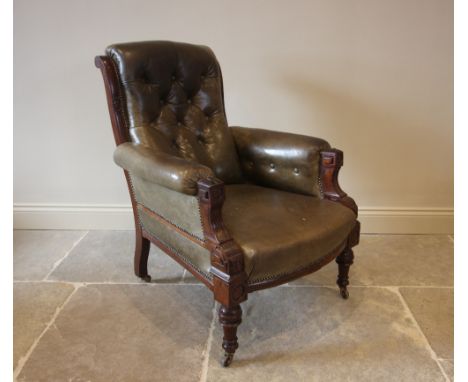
[134,228,151,282]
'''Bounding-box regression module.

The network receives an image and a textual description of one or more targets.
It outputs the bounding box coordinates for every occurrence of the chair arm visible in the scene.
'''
[319,149,358,216]
[114,142,215,195]
[197,178,248,306]
[230,126,331,196]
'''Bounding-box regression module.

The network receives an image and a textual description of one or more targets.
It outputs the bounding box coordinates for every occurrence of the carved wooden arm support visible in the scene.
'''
[319,149,360,248]
[197,178,248,306]
[319,149,358,215]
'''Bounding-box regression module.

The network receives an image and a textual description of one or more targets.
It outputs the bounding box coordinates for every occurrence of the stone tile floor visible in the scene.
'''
[13,231,454,382]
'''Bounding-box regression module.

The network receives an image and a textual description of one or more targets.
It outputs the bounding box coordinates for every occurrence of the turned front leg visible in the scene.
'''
[336,248,354,299]
[218,304,242,367]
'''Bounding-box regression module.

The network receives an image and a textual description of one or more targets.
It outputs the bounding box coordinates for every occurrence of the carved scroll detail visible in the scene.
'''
[319,149,358,215]
[197,178,248,306]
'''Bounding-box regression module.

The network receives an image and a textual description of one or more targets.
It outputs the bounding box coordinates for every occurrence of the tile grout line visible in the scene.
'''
[42,231,89,281]
[13,280,204,286]
[13,284,83,381]
[283,284,454,289]
[391,287,450,382]
[13,280,454,289]
[199,305,217,382]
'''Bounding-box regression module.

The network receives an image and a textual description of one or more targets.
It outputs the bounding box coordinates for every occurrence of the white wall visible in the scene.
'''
[14,0,453,233]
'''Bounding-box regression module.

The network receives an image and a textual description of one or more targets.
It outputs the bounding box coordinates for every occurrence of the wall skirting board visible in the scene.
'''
[13,203,453,234]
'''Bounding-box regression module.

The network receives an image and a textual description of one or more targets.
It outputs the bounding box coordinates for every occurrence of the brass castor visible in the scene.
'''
[222,353,234,367]
[339,286,349,299]
[140,274,152,283]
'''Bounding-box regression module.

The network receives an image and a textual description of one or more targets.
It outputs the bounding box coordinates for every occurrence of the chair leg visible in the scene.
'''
[134,228,151,282]
[218,304,242,367]
[336,248,354,299]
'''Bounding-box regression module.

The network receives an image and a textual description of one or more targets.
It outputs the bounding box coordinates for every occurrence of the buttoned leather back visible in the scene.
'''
[107,41,243,184]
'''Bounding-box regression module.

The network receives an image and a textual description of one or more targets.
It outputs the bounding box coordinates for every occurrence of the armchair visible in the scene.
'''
[95,41,360,367]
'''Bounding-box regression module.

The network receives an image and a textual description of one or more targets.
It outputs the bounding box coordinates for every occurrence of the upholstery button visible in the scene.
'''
[160,99,164,104]
[201,75,205,80]
[187,99,192,104]
[248,161,254,167]
[171,75,176,81]
[177,122,181,126]
[293,167,299,174]
[270,163,275,169]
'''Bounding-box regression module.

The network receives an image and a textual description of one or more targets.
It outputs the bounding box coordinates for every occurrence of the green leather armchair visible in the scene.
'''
[95,41,360,367]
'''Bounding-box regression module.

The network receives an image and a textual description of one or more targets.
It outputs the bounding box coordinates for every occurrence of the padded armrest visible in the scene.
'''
[230,126,331,197]
[113,143,215,195]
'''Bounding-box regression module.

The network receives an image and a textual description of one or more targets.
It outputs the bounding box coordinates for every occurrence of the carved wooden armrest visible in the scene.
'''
[197,178,248,306]
[319,149,358,215]
[320,149,360,248]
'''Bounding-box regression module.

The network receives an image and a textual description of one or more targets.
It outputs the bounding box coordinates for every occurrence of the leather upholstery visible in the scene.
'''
[133,182,355,284]
[137,204,212,280]
[114,142,214,195]
[104,41,357,286]
[107,41,243,184]
[231,127,330,197]
[222,185,356,283]
[131,176,205,239]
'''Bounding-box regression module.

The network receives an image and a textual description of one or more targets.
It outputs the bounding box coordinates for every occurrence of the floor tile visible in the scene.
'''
[14,282,75,370]
[400,288,453,359]
[206,287,444,382]
[439,359,453,381]
[14,230,86,280]
[17,284,214,382]
[292,235,453,287]
[48,230,184,283]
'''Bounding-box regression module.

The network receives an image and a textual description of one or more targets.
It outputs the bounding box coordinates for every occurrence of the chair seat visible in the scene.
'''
[223,184,356,284]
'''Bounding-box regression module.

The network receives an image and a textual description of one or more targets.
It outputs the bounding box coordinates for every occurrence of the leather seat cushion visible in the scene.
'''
[222,184,356,284]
